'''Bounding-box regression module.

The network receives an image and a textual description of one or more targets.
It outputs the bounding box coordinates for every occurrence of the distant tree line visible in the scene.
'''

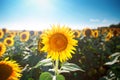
[109,23,120,28]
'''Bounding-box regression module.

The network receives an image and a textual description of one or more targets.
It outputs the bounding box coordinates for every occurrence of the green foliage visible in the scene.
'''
[105,52,120,65]
[39,72,52,80]
[61,62,84,72]
[103,52,120,79]
[28,78,34,80]
[56,75,65,80]
[1,26,120,80]
[33,58,53,68]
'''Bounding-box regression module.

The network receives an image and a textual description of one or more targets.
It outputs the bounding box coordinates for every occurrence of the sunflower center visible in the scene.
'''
[0,32,1,36]
[22,34,27,39]
[30,31,34,36]
[0,64,13,80]
[113,30,117,36]
[74,32,78,37]
[94,32,97,36]
[0,46,1,51]
[49,33,68,52]
[2,28,7,33]
[7,40,11,44]
[107,35,110,38]
[85,29,91,36]
[107,34,111,39]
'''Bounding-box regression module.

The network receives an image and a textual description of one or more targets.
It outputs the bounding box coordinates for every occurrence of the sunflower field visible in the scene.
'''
[0,23,120,80]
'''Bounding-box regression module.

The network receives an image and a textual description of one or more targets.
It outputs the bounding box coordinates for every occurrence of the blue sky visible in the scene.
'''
[0,0,120,30]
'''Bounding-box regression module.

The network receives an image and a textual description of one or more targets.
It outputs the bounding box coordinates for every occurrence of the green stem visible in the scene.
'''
[55,60,59,76]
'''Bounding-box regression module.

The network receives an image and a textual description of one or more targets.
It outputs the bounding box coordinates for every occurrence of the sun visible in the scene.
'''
[41,25,78,62]
[36,0,52,7]
[27,0,55,11]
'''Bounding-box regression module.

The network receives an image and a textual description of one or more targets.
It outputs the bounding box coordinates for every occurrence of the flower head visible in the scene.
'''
[92,30,99,38]
[0,42,6,57]
[105,32,113,41]
[8,32,16,38]
[2,28,8,34]
[38,38,44,53]
[0,58,22,80]
[20,31,30,42]
[4,37,14,46]
[83,28,93,37]
[41,25,78,62]
[73,30,81,38]
[0,29,4,39]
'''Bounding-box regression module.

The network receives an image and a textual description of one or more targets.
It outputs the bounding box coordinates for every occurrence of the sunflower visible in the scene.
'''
[105,32,113,41]
[41,25,78,62]
[7,32,16,39]
[92,30,99,38]
[0,58,22,80]
[101,28,108,34]
[2,28,8,34]
[112,29,119,36]
[73,30,81,38]
[38,38,44,52]
[30,31,35,36]
[0,29,4,39]
[10,31,16,38]
[38,31,42,34]
[0,42,6,57]
[34,31,38,36]
[109,28,114,32]
[30,31,38,36]
[20,31,30,42]
[83,28,93,37]
[4,37,14,46]
[118,28,120,36]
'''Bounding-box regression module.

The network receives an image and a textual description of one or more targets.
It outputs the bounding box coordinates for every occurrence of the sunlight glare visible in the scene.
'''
[27,0,55,11]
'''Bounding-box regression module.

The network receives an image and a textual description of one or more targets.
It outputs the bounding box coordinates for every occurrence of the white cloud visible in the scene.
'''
[90,19,100,22]
[102,19,108,23]
[0,19,52,31]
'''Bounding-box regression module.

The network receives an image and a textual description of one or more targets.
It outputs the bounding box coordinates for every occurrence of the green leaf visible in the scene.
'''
[109,52,120,58]
[116,45,120,49]
[33,59,52,68]
[105,52,120,65]
[105,55,120,65]
[49,69,70,73]
[61,62,84,72]
[56,75,65,80]
[59,70,70,73]
[39,72,52,80]
[28,78,34,80]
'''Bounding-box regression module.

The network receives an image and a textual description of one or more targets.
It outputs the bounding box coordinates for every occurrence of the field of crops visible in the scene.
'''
[0,24,120,80]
